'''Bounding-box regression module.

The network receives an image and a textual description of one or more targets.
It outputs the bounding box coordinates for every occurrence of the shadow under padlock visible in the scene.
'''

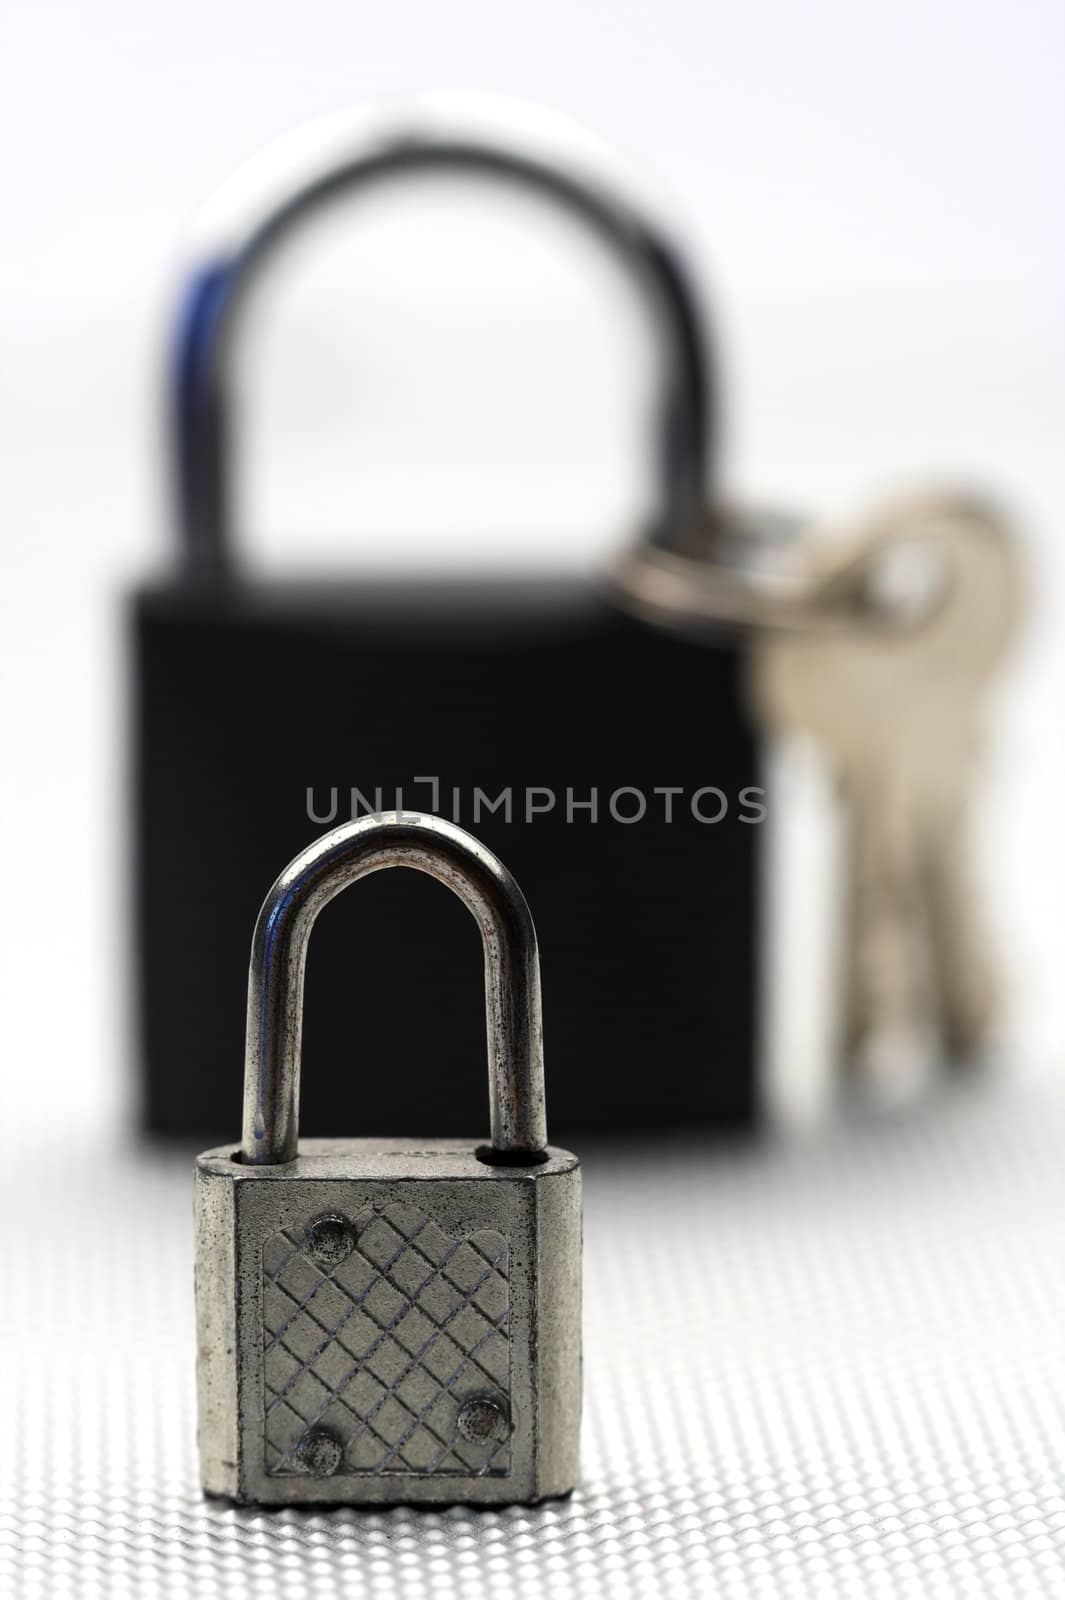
[131,106,763,1143]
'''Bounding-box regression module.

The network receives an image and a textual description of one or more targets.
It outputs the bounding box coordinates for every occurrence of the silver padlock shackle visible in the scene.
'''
[241,812,547,1167]
[172,105,715,579]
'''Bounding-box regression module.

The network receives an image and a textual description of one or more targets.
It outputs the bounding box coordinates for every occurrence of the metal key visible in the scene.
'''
[750,492,1022,1101]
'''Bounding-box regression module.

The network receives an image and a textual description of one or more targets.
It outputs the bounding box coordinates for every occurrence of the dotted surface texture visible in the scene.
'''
[3,1073,1064,1599]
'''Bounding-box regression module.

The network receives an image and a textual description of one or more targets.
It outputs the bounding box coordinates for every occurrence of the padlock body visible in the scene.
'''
[135,575,761,1141]
[195,1138,581,1506]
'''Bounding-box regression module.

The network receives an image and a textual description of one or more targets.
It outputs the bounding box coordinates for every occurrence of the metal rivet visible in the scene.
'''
[305,1214,353,1269]
[297,1426,344,1477]
[456,1394,510,1445]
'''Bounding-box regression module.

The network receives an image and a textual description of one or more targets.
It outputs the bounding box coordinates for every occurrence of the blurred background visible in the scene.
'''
[1,3,1063,1595]
[1,0,1062,1139]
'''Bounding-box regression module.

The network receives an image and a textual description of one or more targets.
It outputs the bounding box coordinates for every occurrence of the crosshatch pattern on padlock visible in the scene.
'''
[262,1202,511,1477]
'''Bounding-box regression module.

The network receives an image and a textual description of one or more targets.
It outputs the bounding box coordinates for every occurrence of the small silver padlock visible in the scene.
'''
[195,812,582,1506]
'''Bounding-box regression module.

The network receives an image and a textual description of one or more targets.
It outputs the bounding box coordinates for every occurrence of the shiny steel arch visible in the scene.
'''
[172,108,715,576]
[241,812,547,1166]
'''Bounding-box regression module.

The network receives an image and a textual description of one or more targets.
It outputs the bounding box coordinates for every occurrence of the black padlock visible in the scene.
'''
[131,109,763,1142]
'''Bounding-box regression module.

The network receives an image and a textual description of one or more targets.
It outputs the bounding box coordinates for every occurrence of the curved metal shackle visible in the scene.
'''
[173,106,716,578]
[241,812,547,1167]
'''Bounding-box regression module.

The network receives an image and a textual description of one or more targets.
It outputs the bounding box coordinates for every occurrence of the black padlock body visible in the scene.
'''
[132,574,761,1141]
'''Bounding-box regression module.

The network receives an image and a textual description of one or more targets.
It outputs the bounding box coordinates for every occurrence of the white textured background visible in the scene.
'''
[0,2,1062,1595]
[3,1072,1064,1598]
